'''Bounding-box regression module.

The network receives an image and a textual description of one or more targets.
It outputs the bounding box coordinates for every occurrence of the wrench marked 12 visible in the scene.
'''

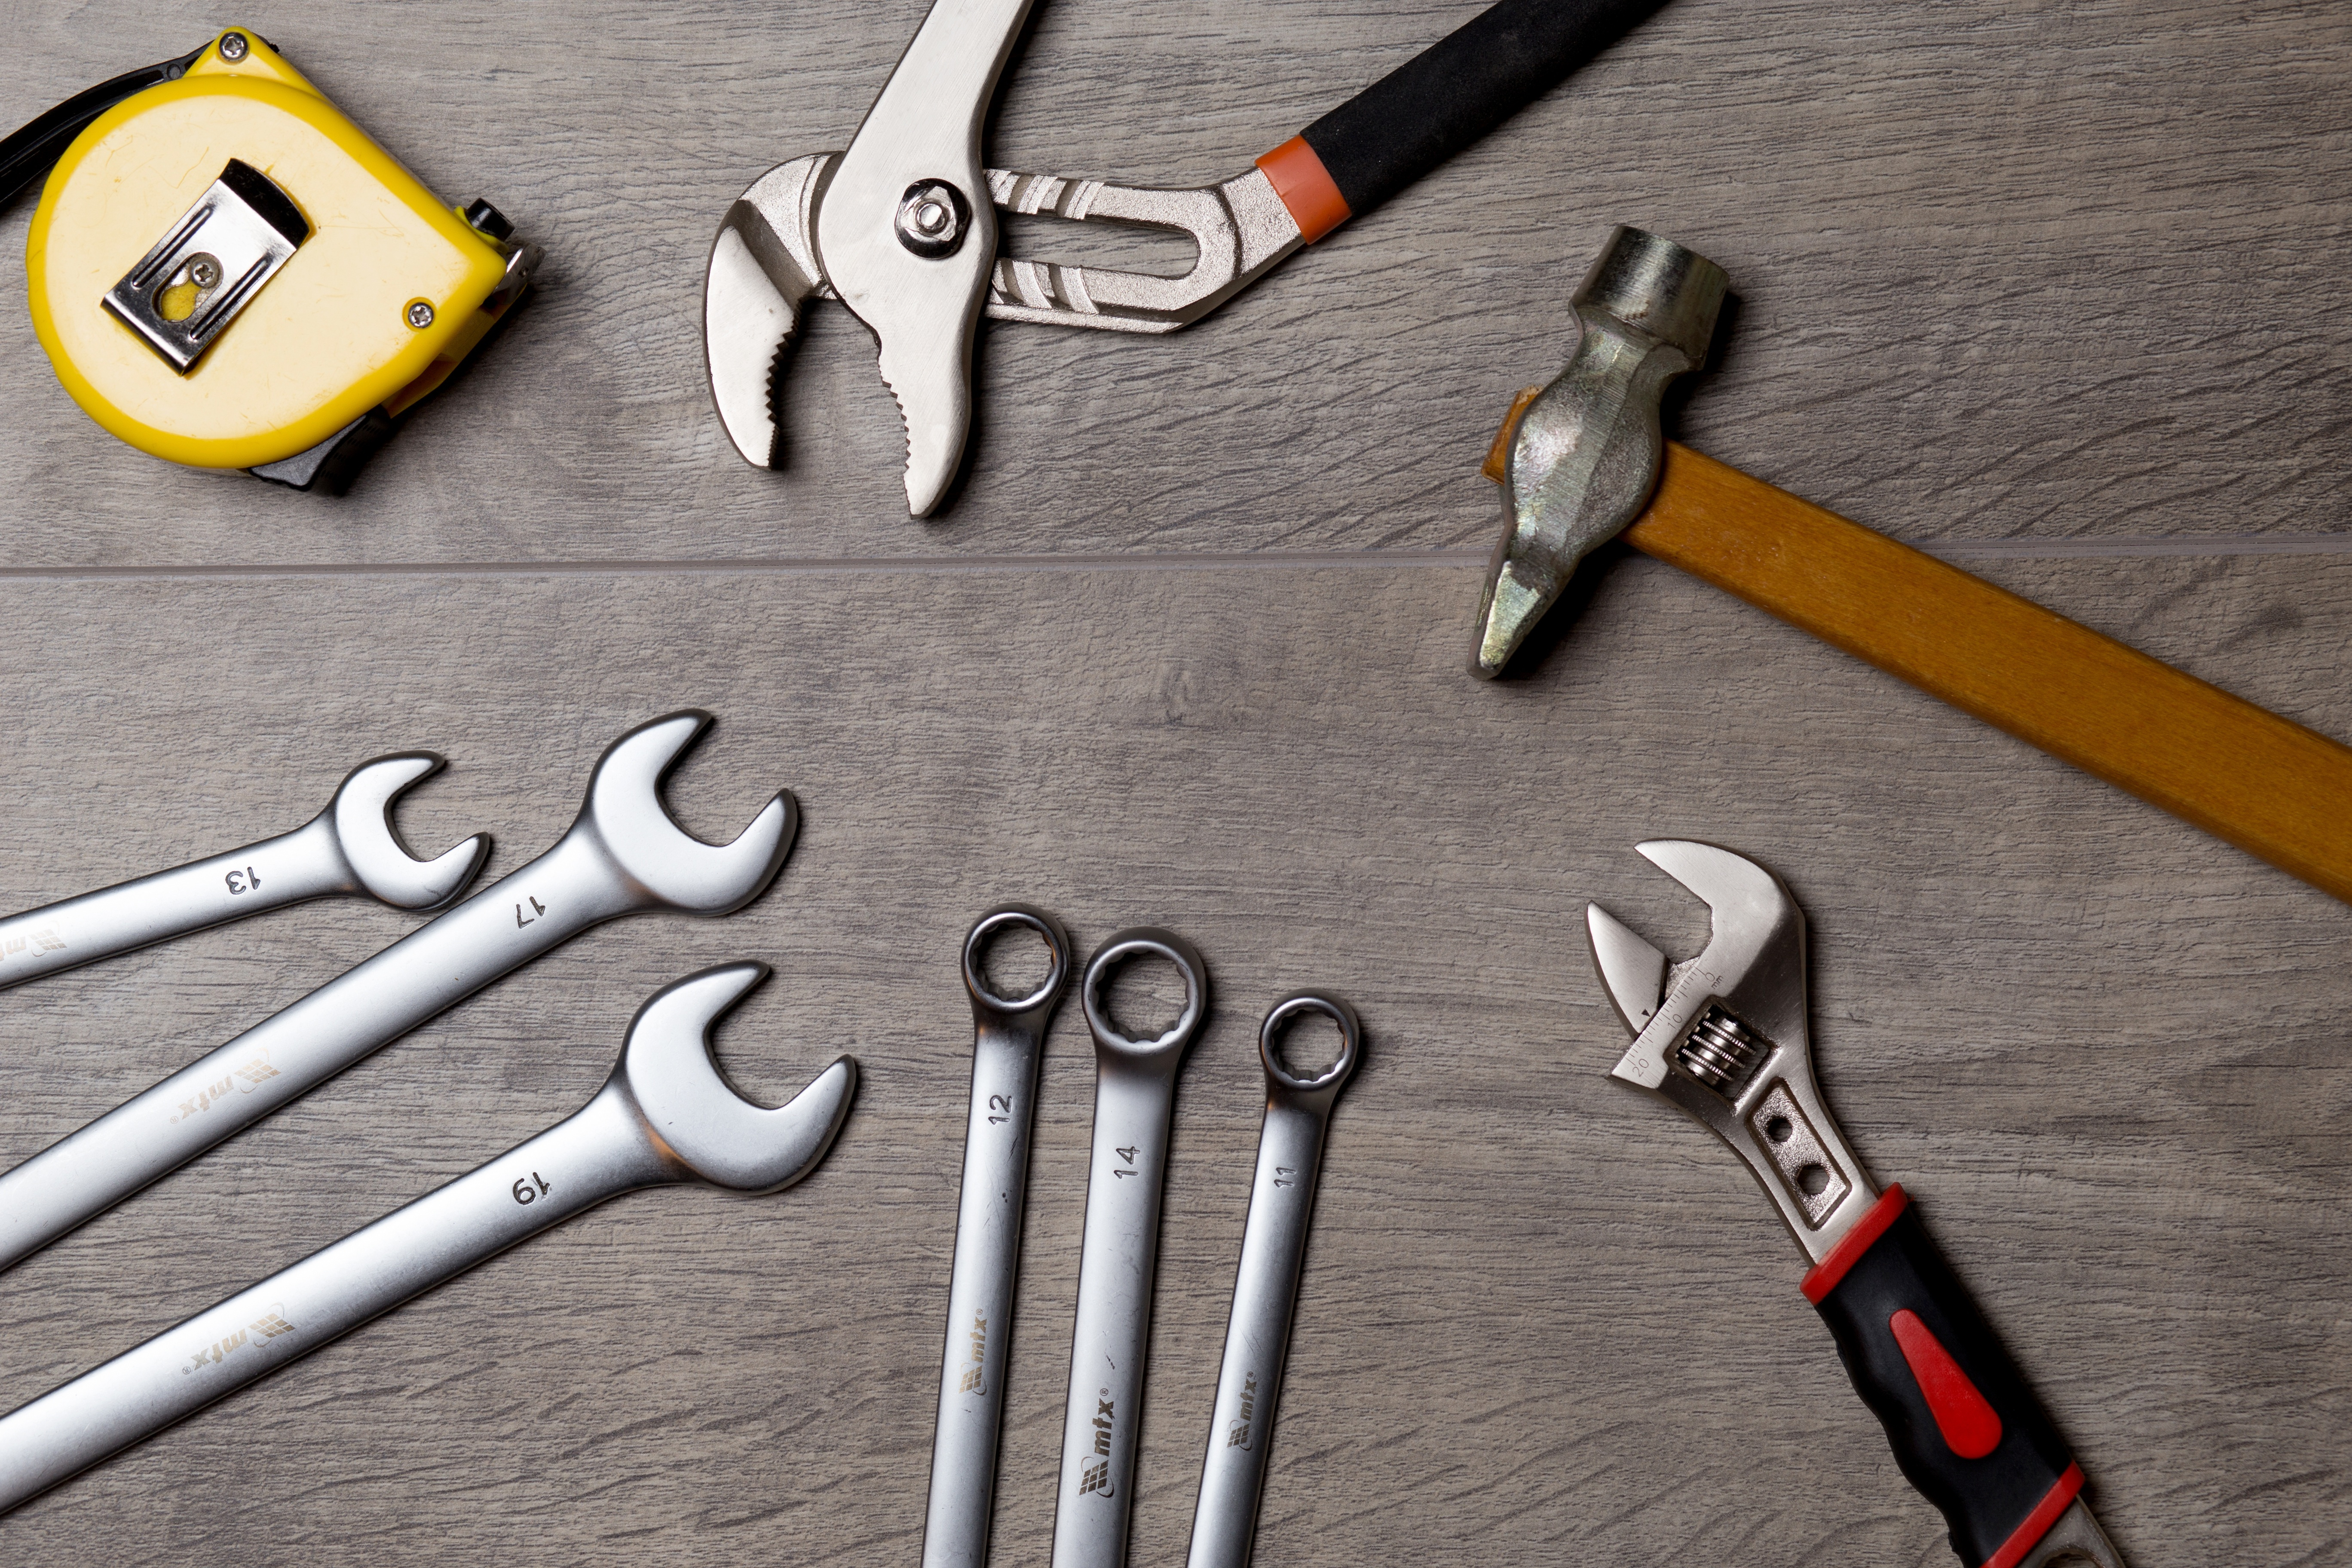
[923,905,1075,1568]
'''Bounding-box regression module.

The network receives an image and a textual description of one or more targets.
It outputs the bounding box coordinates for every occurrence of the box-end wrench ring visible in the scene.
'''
[0,752,489,992]
[0,710,794,1275]
[0,962,855,1517]
[1186,991,1363,1568]
[923,903,1076,1568]
[1053,927,1211,1568]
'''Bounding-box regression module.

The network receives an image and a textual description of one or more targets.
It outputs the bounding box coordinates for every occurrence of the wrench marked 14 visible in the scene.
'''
[1053,927,1209,1568]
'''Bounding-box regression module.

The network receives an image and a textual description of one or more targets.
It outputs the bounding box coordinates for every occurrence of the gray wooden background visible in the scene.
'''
[0,0,2345,1562]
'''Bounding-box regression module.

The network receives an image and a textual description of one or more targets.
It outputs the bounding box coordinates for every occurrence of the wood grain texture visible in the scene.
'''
[0,559,2345,1565]
[1632,441,2352,903]
[0,0,2340,565]
[0,0,2343,1563]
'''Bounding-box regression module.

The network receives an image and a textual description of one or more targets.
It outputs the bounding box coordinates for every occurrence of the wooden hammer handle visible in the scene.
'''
[1626,441,2352,905]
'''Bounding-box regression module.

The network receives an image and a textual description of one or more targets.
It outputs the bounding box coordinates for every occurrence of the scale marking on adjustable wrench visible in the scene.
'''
[0,751,487,991]
[0,963,854,1516]
[1053,928,1210,1568]
[924,904,1075,1568]
[1187,991,1361,1568]
[1588,840,2126,1568]
[0,710,794,1274]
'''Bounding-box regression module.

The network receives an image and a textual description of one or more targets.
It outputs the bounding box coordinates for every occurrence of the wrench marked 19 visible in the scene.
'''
[0,712,794,1274]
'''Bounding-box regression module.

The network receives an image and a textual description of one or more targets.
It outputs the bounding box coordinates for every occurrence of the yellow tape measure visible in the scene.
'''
[17,28,535,491]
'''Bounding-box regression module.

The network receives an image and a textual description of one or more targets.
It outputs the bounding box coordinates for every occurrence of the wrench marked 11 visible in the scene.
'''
[923,905,1074,1568]
[1185,992,1362,1568]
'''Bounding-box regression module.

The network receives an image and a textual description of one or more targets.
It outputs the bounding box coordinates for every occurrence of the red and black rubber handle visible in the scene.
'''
[1256,0,1671,242]
[1803,1187,2086,1568]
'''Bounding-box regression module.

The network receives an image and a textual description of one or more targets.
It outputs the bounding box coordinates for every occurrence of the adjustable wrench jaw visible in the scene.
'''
[1589,841,1877,1263]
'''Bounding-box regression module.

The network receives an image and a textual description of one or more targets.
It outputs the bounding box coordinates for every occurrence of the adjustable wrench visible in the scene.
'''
[1587,841,2125,1568]
[1054,928,1210,1568]
[1186,992,1362,1568]
[0,711,795,1274]
[0,962,855,1515]
[925,903,1075,1568]
[0,752,487,992]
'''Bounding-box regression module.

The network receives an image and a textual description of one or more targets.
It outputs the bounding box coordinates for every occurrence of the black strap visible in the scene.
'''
[1299,0,1672,220]
[0,40,214,211]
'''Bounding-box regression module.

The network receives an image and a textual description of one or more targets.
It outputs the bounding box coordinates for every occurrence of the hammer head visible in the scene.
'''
[1471,227,1727,679]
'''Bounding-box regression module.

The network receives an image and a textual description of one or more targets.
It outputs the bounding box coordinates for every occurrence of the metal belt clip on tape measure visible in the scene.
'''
[6,28,540,493]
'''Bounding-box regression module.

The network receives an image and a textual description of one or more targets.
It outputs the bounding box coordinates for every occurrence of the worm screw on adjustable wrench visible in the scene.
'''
[1586,841,2125,1568]
[1053,928,1211,1568]
[1186,992,1362,1568]
[923,905,1076,1568]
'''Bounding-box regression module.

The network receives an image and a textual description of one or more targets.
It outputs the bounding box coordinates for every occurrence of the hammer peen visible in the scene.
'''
[1477,227,2352,909]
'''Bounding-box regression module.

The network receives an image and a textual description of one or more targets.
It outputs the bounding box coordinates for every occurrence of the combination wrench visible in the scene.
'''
[0,710,795,1274]
[0,962,856,1516]
[1186,991,1362,1568]
[1053,927,1211,1568]
[0,751,488,992]
[925,904,1075,1568]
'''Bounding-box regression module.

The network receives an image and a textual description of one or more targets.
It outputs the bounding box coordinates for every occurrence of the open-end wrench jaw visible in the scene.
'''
[578,711,798,915]
[325,753,492,911]
[616,963,857,1194]
[1589,840,1877,1262]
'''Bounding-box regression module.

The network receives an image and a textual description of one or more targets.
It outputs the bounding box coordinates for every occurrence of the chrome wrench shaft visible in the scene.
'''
[1186,992,1362,1568]
[0,752,487,991]
[0,712,793,1274]
[1053,928,1210,1568]
[0,963,854,1516]
[925,905,1075,1568]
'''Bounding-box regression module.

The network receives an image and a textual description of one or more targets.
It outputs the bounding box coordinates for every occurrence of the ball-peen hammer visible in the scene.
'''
[1476,227,2352,907]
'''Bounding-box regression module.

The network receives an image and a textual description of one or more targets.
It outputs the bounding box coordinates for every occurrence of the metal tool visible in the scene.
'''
[0,752,487,993]
[1053,927,1210,1568]
[1186,992,1361,1568]
[0,710,793,1274]
[0,962,855,1516]
[924,904,1076,1568]
[705,0,1669,515]
[1474,226,2352,913]
[5,28,538,493]
[1586,840,2125,1568]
